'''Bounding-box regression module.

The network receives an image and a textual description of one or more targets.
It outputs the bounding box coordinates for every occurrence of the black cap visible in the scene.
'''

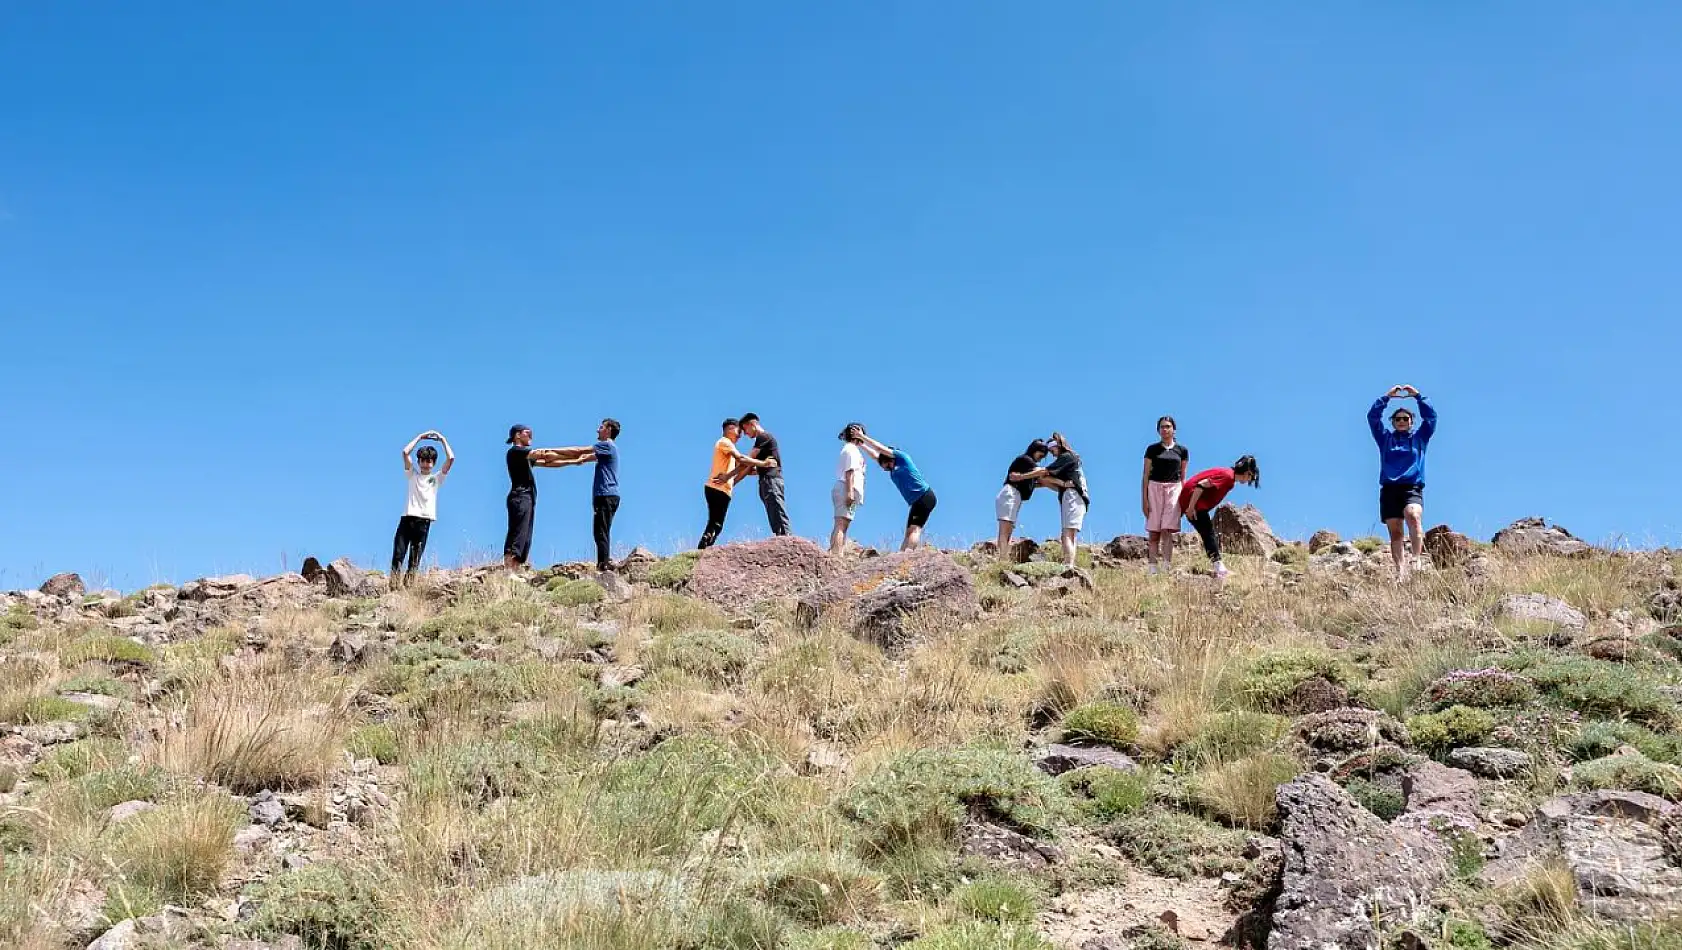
[506,424,530,444]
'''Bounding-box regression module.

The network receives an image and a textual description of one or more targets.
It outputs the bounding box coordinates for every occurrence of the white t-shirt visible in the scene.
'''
[405,470,446,520]
[835,443,866,498]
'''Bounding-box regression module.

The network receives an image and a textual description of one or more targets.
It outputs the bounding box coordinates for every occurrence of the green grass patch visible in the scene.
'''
[1407,706,1497,758]
[842,747,1070,854]
[646,551,701,590]
[1059,702,1140,749]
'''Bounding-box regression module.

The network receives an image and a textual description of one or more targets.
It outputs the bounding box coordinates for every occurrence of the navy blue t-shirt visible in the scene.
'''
[593,439,619,498]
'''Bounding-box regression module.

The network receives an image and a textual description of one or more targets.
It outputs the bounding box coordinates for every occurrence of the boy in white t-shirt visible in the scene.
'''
[393,430,455,587]
[829,423,868,555]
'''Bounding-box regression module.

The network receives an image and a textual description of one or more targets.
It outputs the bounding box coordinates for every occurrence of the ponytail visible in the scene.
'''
[1233,455,1261,488]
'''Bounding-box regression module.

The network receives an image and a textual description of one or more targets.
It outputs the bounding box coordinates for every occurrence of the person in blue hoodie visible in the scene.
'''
[1368,385,1438,579]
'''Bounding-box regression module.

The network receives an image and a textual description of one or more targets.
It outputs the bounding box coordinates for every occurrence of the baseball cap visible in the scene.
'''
[506,424,531,444]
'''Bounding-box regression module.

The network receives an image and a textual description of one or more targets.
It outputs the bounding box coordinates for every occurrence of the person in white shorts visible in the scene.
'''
[830,423,868,555]
[1040,432,1090,567]
[995,439,1052,559]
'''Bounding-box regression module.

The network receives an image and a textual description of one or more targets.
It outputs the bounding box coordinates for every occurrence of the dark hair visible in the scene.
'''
[601,418,621,439]
[1156,415,1177,431]
[1390,407,1414,422]
[1048,431,1074,454]
[722,418,740,431]
[416,446,438,463]
[1025,439,1051,457]
[739,413,760,427]
[838,422,865,441]
[1233,454,1261,488]
[877,451,897,471]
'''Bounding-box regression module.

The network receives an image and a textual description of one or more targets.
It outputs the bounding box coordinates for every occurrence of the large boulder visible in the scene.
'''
[1307,530,1341,555]
[688,536,840,608]
[38,572,84,601]
[1495,593,1586,631]
[1213,504,1278,557]
[1482,790,1682,921]
[179,574,256,602]
[325,559,378,598]
[1424,526,1474,568]
[1492,517,1594,558]
[1270,774,1452,950]
[795,549,980,650]
[1102,535,1150,560]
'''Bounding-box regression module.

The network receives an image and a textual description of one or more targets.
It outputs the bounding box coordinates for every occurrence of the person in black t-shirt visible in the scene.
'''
[994,439,1052,559]
[502,424,597,571]
[1141,416,1190,575]
[732,413,790,536]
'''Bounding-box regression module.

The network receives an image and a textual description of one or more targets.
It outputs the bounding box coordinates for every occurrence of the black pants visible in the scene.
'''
[391,515,432,574]
[593,495,620,571]
[758,471,791,537]
[699,486,731,549]
[1189,509,1220,562]
[504,489,536,564]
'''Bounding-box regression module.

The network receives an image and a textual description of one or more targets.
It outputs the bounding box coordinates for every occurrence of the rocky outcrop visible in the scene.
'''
[1493,517,1594,558]
[325,559,378,598]
[1032,744,1138,776]
[1102,535,1150,560]
[795,549,979,650]
[1446,747,1533,779]
[973,538,1040,564]
[1307,530,1340,555]
[1424,526,1473,568]
[1213,504,1278,557]
[180,574,256,601]
[1270,774,1451,950]
[688,536,840,608]
[38,572,85,601]
[1482,790,1682,921]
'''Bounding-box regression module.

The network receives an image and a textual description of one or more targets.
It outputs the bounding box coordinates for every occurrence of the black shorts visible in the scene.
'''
[1379,484,1423,522]
[907,490,938,528]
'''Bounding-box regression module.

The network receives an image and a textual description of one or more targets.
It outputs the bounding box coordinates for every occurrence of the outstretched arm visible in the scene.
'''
[853,433,890,460]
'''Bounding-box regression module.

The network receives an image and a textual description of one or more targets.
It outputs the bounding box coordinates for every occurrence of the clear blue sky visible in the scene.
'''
[3,3,1678,590]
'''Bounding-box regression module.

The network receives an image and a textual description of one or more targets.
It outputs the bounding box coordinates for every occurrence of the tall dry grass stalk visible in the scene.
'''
[156,674,349,792]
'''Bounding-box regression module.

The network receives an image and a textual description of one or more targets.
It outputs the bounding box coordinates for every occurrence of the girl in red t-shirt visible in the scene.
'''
[1180,456,1261,579]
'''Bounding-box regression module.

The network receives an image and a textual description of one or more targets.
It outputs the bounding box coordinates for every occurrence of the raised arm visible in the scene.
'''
[402,431,428,472]
[437,432,456,475]
[1412,389,1437,443]
[853,433,890,460]
[1368,392,1393,442]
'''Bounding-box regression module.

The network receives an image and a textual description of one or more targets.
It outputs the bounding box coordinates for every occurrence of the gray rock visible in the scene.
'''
[1492,517,1594,558]
[1032,743,1138,776]
[974,538,1040,564]
[1495,593,1587,630]
[38,572,85,601]
[86,919,138,950]
[60,691,121,712]
[327,632,372,664]
[1000,571,1031,589]
[1041,568,1095,597]
[599,665,645,690]
[1447,747,1535,779]
[249,798,286,828]
[1307,530,1341,554]
[1213,503,1279,557]
[1400,761,1480,826]
[325,558,375,598]
[958,816,1062,870]
[106,800,155,824]
[1102,535,1151,560]
[795,549,979,651]
[1482,790,1682,921]
[595,571,633,603]
[14,722,83,746]
[180,574,256,601]
[1270,774,1449,950]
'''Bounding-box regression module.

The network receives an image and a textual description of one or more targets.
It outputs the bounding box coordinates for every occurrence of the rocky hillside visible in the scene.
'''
[3,510,1681,950]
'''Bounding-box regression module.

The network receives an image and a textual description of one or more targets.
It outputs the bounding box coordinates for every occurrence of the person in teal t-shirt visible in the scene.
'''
[851,431,938,551]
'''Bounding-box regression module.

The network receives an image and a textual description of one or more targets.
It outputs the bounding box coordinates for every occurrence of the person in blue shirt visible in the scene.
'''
[1368,385,1437,579]
[851,430,937,551]
[552,418,623,573]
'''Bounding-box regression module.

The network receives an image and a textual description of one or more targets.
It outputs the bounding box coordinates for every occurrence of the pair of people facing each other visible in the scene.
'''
[994,433,1090,567]
[700,414,791,549]
[502,420,622,573]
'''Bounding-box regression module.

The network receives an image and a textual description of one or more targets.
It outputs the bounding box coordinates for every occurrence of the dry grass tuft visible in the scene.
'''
[157,675,349,792]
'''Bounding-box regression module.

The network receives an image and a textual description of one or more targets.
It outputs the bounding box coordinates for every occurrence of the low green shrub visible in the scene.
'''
[1352,537,1384,554]
[60,635,155,667]
[647,551,701,590]
[1061,766,1151,819]
[1190,753,1300,829]
[842,747,1070,854]
[1344,777,1406,821]
[1174,711,1290,766]
[1573,751,1682,801]
[1567,720,1682,764]
[1522,658,1678,726]
[1239,648,1352,712]
[15,695,91,724]
[243,862,389,950]
[903,922,1055,950]
[547,579,605,607]
[1422,669,1537,710]
[1059,702,1140,749]
[1103,809,1250,880]
[346,724,401,765]
[949,875,1041,924]
[31,738,127,781]
[408,739,551,803]
[1407,706,1497,758]
[759,851,881,926]
[645,629,754,684]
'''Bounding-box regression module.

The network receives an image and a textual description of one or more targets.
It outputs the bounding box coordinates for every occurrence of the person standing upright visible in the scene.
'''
[735,413,790,536]
[1368,385,1438,579]
[1041,432,1090,568]
[503,424,595,572]
[1141,417,1189,575]
[700,418,773,549]
[830,424,868,555]
[586,419,622,572]
[393,430,454,587]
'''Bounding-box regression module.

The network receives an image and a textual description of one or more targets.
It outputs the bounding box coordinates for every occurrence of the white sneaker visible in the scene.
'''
[1213,563,1230,580]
